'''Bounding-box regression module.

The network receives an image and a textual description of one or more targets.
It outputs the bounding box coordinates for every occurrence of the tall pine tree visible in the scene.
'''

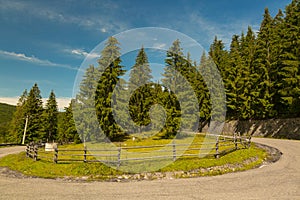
[95,37,126,141]
[128,47,153,134]
[43,90,58,142]
[9,89,28,143]
[252,8,276,119]
[278,0,300,117]
[58,100,80,144]
[24,83,44,142]
[240,26,257,119]
[74,65,101,142]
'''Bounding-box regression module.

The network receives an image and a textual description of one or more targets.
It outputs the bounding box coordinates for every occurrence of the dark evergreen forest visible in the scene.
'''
[5,0,299,143]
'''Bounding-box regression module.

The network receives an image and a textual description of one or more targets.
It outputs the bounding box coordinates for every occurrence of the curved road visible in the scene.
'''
[0,138,299,200]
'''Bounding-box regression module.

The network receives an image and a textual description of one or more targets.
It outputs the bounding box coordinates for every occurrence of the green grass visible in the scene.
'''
[160,143,265,172]
[0,152,121,179]
[0,134,267,180]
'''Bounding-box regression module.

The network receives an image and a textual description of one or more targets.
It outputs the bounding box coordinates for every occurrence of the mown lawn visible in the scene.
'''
[0,134,267,180]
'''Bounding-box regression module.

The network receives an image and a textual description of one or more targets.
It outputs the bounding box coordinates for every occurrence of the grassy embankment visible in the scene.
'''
[0,134,267,180]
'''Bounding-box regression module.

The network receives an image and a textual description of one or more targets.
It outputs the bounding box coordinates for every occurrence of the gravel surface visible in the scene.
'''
[0,138,299,200]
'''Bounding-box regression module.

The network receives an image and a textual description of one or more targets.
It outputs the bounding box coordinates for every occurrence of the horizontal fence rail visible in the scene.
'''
[25,133,251,168]
[0,143,21,147]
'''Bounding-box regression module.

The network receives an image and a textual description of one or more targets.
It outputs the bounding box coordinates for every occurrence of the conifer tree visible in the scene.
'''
[128,47,153,134]
[161,39,184,137]
[9,89,27,143]
[73,64,101,142]
[24,83,44,142]
[209,36,229,78]
[162,39,199,136]
[278,0,300,116]
[240,26,257,119]
[128,47,152,90]
[58,100,80,144]
[252,8,276,118]
[95,37,126,141]
[197,52,212,131]
[43,90,58,142]
[270,9,284,116]
[226,35,245,119]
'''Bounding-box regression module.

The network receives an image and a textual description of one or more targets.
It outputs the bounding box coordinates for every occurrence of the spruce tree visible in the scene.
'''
[128,47,153,134]
[162,39,199,137]
[209,36,229,79]
[58,100,80,144]
[24,83,44,142]
[9,89,27,143]
[128,47,152,90]
[226,35,245,119]
[253,8,276,118]
[240,26,257,119]
[95,37,126,141]
[197,52,212,131]
[270,9,284,116]
[161,39,184,137]
[73,65,101,142]
[278,0,300,117]
[43,90,58,142]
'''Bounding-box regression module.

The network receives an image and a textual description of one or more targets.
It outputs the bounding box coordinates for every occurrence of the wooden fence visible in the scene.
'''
[26,133,251,167]
[0,143,21,147]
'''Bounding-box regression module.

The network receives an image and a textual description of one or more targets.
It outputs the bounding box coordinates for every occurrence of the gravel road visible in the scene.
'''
[0,138,299,200]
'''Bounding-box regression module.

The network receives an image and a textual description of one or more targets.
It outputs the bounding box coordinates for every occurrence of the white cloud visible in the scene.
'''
[50,97,72,111]
[0,0,128,34]
[0,97,18,106]
[152,43,167,49]
[0,50,78,70]
[67,48,99,59]
[71,49,89,57]
[0,97,71,111]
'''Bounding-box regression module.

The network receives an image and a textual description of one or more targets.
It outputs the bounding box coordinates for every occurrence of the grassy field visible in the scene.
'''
[0,134,267,180]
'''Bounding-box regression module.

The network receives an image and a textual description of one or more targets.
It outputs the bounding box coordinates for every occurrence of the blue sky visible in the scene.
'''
[0,0,291,109]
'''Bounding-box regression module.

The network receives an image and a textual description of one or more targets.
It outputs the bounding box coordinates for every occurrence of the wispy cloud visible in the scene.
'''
[0,0,129,34]
[186,12,260,48]
[0,50,78,70]
[152,43,167,49]
[66,48,100,59]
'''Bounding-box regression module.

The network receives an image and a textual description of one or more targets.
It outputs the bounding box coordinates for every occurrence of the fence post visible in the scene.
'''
[117,147,121,168]
[33,144,38,161]
[53,147,58,164]
[247,135,252,148]
[84,145,87,163]
[215,137,219,159]
[234,132,237,150]
[238,132,242,147]
[172,140,176,161]
[26,144,29,157]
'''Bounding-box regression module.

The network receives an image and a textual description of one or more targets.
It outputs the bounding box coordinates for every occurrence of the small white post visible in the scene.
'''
[22,115,29,145]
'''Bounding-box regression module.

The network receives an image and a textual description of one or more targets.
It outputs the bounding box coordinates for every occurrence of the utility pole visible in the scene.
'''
[22,115,29,145]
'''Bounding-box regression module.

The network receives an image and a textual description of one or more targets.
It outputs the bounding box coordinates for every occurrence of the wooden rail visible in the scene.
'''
[26,133,251,167]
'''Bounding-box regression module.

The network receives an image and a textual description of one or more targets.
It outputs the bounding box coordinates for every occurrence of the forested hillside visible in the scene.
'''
[0,103,16,143]
[209,1,300,120]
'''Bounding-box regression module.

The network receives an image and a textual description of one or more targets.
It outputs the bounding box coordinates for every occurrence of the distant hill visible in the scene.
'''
[0,103,16,124]
[0,103,16,142]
